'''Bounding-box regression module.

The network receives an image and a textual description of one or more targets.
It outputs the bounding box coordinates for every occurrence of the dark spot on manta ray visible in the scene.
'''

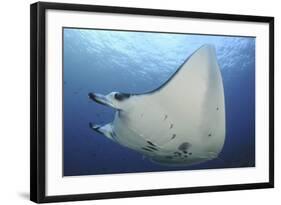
[114,93,130,101]
[208,133,212,137]
[164,114,168,120]
[189,152,192,155]
[171,134,176,140]
[216,107,219,110]
[147,140,156,147]
[178,142,191,152]
[142,147,153,152]
[169,123,174,129]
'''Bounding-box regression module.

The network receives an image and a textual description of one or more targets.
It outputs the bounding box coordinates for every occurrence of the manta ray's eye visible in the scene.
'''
[114,93,130,101]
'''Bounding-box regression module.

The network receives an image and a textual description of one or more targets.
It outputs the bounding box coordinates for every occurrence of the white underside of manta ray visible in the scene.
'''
[88,44,225,166]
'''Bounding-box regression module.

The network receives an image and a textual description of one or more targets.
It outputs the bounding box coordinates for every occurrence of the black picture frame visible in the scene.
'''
[30,1,274,203]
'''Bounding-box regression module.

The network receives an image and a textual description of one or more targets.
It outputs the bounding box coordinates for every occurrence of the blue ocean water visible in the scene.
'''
[63,28,255,176]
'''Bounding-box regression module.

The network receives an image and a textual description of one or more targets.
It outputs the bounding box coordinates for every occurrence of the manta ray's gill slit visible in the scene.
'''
[147,146,158,151]
[142,147,154,152]
[169,123,174,129]
[146,140,156,147]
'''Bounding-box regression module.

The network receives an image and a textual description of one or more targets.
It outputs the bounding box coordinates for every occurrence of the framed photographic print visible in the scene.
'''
[30,1,274,203]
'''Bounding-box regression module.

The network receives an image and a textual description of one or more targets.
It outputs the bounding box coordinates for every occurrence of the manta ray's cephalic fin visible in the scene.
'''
[88,93,113,107]
[89,122,116,141]
[88,92,127,110]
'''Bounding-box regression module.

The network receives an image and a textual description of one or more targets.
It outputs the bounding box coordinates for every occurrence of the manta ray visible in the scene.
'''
[88,44,225,166]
